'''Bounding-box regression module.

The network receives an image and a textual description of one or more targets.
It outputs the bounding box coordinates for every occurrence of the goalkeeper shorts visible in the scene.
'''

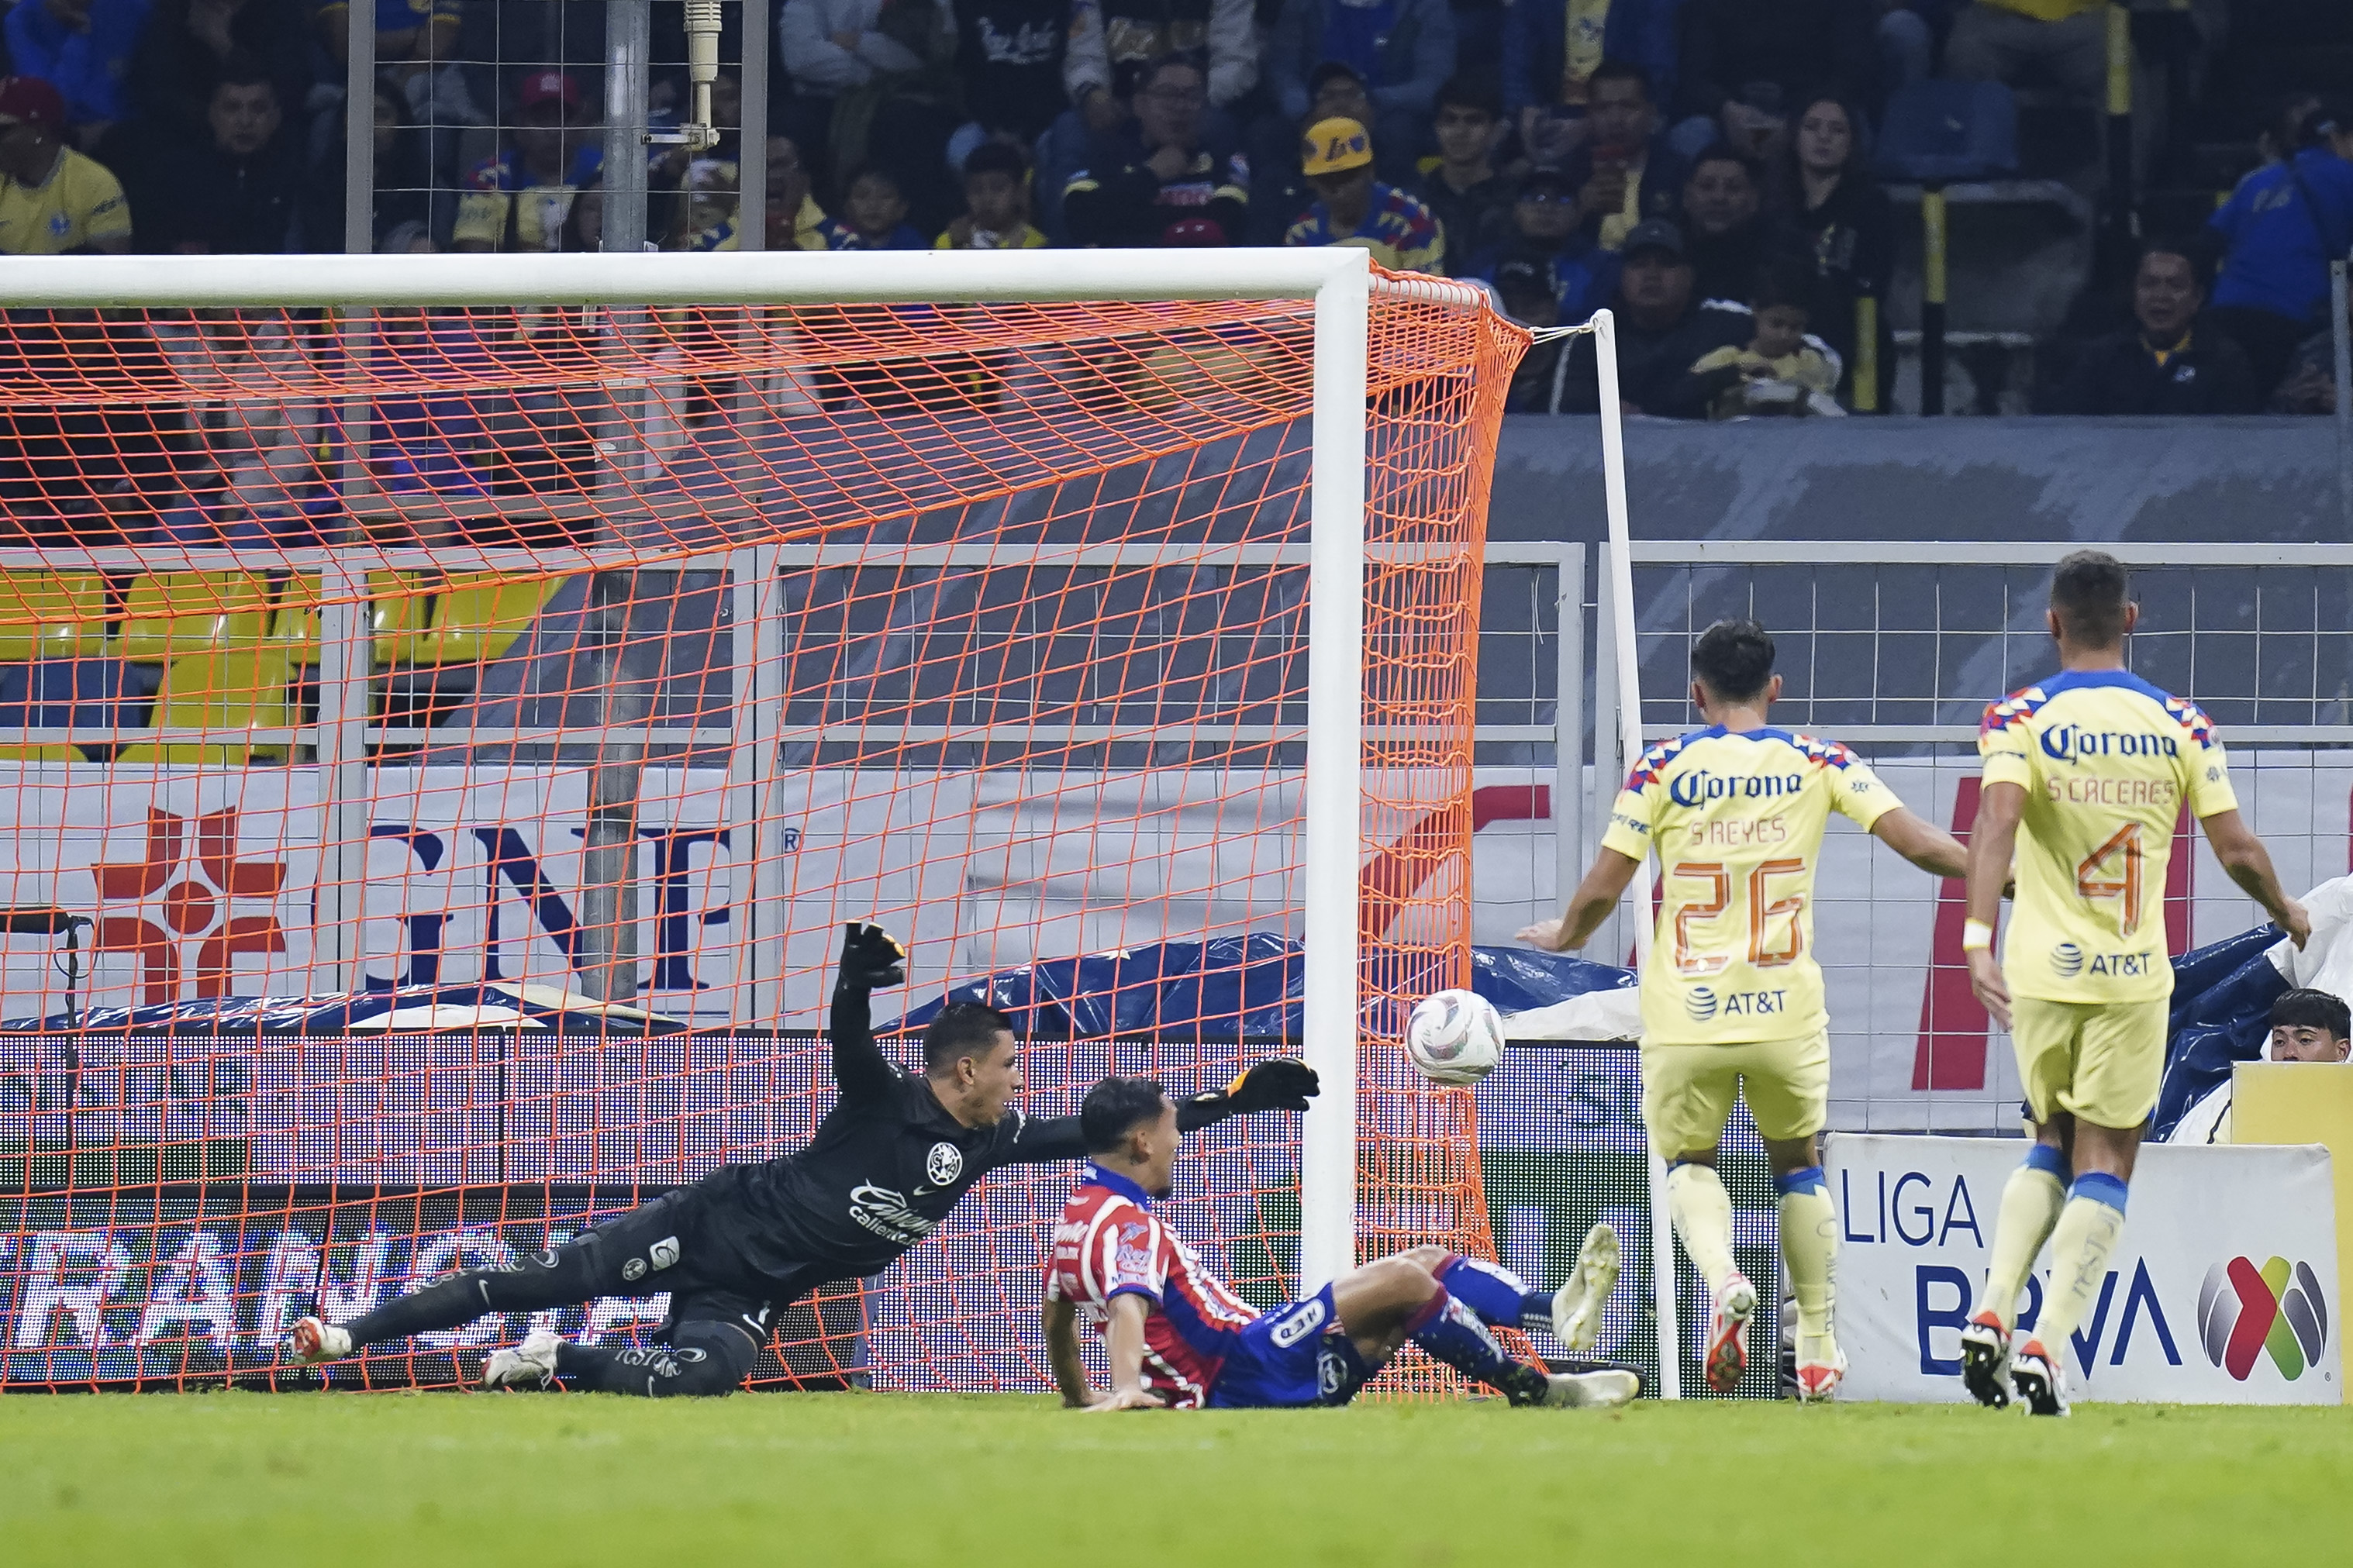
[1204,1287,1371,1408]
[1641,1029,1830,1158]
[2010,994,2168,1131]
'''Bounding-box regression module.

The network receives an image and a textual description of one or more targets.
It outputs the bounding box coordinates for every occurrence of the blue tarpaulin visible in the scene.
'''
[2151,924,2290,1141]
[890,936,1636,1039]
[0,982,688,1036]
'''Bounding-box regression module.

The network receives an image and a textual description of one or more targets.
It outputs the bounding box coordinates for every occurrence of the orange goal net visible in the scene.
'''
[0,257,1526,1391]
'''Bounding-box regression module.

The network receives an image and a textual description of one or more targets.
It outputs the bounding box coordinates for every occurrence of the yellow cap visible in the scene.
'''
[1300,118,1373,177]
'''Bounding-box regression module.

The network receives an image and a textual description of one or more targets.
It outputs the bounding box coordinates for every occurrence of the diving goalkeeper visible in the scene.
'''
[286,923,1319,1396]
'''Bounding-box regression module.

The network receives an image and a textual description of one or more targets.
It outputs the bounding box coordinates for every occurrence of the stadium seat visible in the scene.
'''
[410,574,562,666]
[256,573,439,667]
[117,573,274,665]
[1874,79,2020,184]
[0,570,108,661]
[116,647,296,764]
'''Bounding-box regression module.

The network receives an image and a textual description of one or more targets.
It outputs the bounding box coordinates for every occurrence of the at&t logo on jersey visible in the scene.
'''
[2199,1256,2330,1380]
[2051,942,2085,978]
[1685,986,1719,1022]
[1684,986,1789,1022]
[2054,941,2156,979]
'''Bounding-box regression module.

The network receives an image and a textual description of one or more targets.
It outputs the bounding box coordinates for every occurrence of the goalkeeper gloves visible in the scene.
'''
[837,922,907,991]
[1175,1058,1320,1131]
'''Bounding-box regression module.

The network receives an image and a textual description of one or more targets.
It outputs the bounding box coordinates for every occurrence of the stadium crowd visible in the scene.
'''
[0,0,2344,426]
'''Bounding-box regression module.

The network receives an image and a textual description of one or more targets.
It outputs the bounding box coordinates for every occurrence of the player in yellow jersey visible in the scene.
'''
[1520,619,1969,1399]
[1958,551,2309,1416]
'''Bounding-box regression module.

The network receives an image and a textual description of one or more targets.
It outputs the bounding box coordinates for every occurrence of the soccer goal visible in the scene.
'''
[0,250,1642,1393]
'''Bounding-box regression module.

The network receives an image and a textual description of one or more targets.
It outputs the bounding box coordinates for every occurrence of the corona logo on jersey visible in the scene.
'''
[2199,1256,2331,1381]
[89,808,289,1005]
[1667,770,1803,808]
[2037,725,2181,764]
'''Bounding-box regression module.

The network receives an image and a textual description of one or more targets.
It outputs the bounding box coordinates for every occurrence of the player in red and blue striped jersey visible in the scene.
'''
[1042,1077,1637,1411]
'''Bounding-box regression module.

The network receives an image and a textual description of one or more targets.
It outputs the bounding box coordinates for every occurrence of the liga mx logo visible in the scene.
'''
[2198,1256,2330,1381]
[1684,986,1720,1022]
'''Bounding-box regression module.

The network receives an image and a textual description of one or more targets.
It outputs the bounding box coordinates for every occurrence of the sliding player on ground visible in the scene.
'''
[1043,1075,1637,1410]
[1520,618,1969,1400]
[1958,551,2308,1416]
[285,924,1319,1396]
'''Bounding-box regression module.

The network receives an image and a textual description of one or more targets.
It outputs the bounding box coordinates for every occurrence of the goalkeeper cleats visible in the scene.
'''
[1958,1311,2013,1410]
[2010,1338,2069,1418]
[1538,1367,1641,1409]
[286,1317,350,1365]
[1703,1273,1758,1395]
[1551,1221,1620,1354]
[481,1328,563,1391]
[1792,1337,1846,1403]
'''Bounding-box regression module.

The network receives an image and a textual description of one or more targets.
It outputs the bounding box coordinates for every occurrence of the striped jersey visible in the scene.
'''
[1044,1163,1260,1408]
[1600,725,1905,1045]
[1283,181,1445,273]
[1978,668,2237,1003]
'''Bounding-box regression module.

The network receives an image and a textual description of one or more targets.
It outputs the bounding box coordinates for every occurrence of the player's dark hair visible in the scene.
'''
[2137,233,2216,294]
[2272,987,2351,1040]
[1589,58,1651,101]
[1690,618,1776,704]
[1689,143,1761,188]
[921,1001,1016,1074]
[2048,550,2131,647]
[963,140,1028,181]
[1082,1075,1171,1153]
[1435,74,1502,119]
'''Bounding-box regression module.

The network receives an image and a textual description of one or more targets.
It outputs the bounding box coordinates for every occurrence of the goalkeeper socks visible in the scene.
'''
[1973,1143,2070,1332]
[1775,1166,1837,1342]
[1407,1287,1547,1404]
[1665,1161,1740,1297]
[2031,1173,2129,1353]
[1431,1254,1553,1336]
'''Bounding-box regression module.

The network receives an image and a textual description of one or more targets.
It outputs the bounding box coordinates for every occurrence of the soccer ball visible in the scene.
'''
[1405,990,1505,1086]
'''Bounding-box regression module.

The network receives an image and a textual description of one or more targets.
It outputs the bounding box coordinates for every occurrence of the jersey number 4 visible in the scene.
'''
[2075,822,2145,936]
[1670,859,1806,974]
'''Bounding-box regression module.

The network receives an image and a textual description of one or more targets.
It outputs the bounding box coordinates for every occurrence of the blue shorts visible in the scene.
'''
[1204,1287,1373,1409]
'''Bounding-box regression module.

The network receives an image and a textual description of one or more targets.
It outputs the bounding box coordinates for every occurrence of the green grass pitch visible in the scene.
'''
[6,1394,2349,1565]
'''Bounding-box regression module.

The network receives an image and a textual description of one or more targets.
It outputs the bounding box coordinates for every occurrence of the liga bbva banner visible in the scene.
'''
[1826,1133,2342,1404]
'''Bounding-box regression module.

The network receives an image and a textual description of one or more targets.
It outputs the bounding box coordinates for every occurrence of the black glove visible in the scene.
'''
[837,922,906,991]
[1175,1058,1320,1131]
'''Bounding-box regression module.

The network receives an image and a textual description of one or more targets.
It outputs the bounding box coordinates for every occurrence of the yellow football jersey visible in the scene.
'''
[1601,725,1904,1046]
[1979,670,2237,1003]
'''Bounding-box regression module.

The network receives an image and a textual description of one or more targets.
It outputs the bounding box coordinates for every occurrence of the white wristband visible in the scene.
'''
[1961,918,1994,953]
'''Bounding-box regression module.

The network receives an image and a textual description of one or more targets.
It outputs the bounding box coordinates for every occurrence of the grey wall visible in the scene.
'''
[1490,415,2348,546]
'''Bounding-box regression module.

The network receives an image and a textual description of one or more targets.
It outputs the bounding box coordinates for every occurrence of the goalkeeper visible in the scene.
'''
[287,923,1319,1397]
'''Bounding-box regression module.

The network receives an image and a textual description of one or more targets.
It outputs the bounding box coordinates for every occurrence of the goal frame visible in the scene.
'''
[0,248,1537,1302]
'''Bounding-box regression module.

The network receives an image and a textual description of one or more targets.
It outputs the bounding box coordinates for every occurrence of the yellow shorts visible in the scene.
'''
[1641,1029,1830,1159]
[2009,994,2169,1130]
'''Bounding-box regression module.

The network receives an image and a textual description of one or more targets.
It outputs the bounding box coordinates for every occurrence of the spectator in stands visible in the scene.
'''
[1680,145,1767,305]
[1497,253,1578,412]
[1662,257,1844,418]
[1409,75,1512,276]
[692,136,831,251]
[1554,219,1749,412]
[1943,0,2103,108]
[127,0,313,143]
[1064,0,1257,122]
[947,0,1071,157]
[2206,101,2353,402]
[1554,58,1684,253]
[1283,115,1444,271]
[555,178,602,250]
[316,0,462,76]
[1465,167,1596,306]
[788,0,963,233]
[0,312,195,543]
[453,70,602,253]
[1064,56,1247,247]
[0,74,132,253]
[2270,284,2353,415]
[2042,239,2259,416]
[2168,987,2351,1147]
[819,166,926,247]
[1875,1,1946,92]
[1241,58,1373,246]
[939,140,1046,247]
[1500,0,1611,153]
[301,74,435,251]
[4,0,147,152]
[1267,0,1456,181]
[1668,0,1879,164]
[135,64,303,253]
[1779,94,1892,400]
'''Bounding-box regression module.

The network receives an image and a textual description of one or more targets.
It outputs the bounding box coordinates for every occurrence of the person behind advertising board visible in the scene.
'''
[2165,987,2350,1148]
[1518,616,1968,1401]
[1957,550,2310,1416]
